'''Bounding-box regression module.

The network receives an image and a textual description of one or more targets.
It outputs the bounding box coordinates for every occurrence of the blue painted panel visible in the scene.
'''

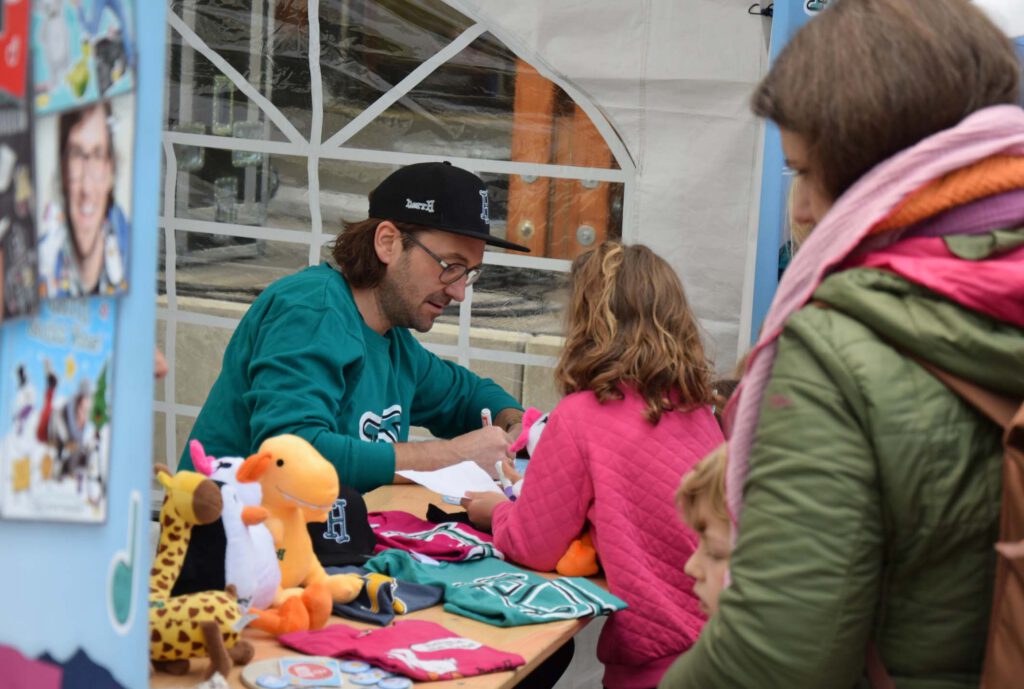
[749,1,823,342]
[0,2,165,687]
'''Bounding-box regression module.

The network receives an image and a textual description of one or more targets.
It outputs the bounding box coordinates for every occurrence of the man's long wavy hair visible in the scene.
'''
[331,218,424,288]
[554,241,714,424]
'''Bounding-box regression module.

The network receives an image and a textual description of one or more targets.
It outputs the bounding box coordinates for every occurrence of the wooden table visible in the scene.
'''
[151,485,598,688]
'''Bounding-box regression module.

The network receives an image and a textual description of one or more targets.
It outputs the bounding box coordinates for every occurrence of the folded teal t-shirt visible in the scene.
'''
[365,549,626,627]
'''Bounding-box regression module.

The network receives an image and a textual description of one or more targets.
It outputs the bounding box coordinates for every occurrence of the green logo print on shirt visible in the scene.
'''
[453,572,619,620]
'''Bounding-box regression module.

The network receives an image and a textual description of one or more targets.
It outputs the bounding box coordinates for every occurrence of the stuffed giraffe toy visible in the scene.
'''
[149,465,255,678]
[244,434,363,635]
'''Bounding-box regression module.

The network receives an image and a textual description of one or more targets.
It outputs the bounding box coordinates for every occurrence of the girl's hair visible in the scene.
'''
[676,443,729,530]
[709,377,740,429]
[710,350,749,427]
[554,241,713,423]
[786,177,814,249]
[752,0,1019,201]
[330,218,424,288]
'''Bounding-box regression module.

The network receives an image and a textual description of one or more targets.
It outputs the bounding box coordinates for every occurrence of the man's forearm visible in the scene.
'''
[494,407,523,433]
[391,418,518,482]
[393,438,463,474]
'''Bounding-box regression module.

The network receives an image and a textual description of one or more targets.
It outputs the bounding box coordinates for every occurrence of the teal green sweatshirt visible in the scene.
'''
[179,264,521,492]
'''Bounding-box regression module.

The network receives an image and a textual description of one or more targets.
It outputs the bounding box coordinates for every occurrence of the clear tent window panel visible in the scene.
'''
[168,0,312,141]
[340,36,621,170]
[168,148,312,232]
[320,0,477,138]
[317,158,399,227]
[158,0,633,465]
[160,230,310,306]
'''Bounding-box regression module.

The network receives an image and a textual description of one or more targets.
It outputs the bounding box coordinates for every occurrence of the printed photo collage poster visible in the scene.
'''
[0,0,137,523]
[0,297,117,521]
[0,0,38,321]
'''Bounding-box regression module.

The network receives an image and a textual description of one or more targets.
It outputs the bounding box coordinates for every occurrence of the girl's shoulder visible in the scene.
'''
[551,389,606,415]
[541,391,606,433]
[549,388,651,425]
[552,387,720,420]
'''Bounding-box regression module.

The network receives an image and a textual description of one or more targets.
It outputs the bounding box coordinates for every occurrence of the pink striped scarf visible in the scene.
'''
[724,105,1024,526]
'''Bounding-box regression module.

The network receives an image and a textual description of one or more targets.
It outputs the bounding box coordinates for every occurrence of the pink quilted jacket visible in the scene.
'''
[491,389,723,689]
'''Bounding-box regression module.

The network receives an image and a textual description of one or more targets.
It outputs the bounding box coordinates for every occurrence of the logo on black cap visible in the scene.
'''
[405,198,435,213]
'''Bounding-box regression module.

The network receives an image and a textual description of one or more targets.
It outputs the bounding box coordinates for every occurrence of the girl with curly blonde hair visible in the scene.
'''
[463,240,723,689]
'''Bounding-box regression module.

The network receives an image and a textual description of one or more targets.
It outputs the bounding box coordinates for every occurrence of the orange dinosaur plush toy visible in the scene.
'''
[243,434,362,635]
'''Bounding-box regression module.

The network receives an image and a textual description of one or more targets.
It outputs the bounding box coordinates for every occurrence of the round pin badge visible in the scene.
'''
[254,674,290,689]
[349,672,383,686]
[340,660,371,674]
[378,677,413,689]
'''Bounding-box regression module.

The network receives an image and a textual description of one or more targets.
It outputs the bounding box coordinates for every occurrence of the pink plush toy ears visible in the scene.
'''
[508,407,545,454]
[189,439,214,476]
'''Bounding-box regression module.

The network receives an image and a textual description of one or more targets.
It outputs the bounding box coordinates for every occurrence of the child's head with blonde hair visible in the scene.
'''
[677,442,731,615]
[786,176,816,250]
[554,241,713,424]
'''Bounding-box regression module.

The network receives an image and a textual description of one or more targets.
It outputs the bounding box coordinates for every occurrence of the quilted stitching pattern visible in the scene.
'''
[492,389,724,679]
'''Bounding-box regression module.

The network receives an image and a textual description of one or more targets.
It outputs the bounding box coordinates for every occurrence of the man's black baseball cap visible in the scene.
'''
[368,162,530,253]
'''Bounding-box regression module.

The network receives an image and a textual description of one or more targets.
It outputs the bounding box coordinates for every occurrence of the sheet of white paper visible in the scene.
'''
[396,460,501,498]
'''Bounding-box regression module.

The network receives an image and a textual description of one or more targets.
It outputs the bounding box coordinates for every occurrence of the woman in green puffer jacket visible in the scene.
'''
[661,1,1024,688]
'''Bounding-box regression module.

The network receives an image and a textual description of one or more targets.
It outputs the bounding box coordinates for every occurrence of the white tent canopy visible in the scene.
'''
[449,0,769,368]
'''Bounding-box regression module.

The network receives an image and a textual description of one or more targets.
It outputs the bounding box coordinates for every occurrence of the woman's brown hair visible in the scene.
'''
[752,0,1019,200]
[554,241,714,424]
[330,218,425,288]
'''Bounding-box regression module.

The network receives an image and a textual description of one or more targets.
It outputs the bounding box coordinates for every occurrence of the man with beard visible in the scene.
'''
[179,163,529,493]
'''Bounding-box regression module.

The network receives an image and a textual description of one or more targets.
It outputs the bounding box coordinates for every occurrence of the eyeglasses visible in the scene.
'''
[404,233,483,286]
[66,145,111,181]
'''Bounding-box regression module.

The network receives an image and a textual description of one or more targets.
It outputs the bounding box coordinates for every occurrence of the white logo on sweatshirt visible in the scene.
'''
[359,405,402,443]
[406,198,435,213]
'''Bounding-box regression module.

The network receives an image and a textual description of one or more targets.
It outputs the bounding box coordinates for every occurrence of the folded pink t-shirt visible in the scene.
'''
[278,620,525,681]
[369,511,503,561]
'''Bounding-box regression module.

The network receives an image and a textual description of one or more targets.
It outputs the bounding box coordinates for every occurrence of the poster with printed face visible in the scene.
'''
[0,0,41,320]
[35,92,133,298]
[32,0,136,116]
[0,297,116,522]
